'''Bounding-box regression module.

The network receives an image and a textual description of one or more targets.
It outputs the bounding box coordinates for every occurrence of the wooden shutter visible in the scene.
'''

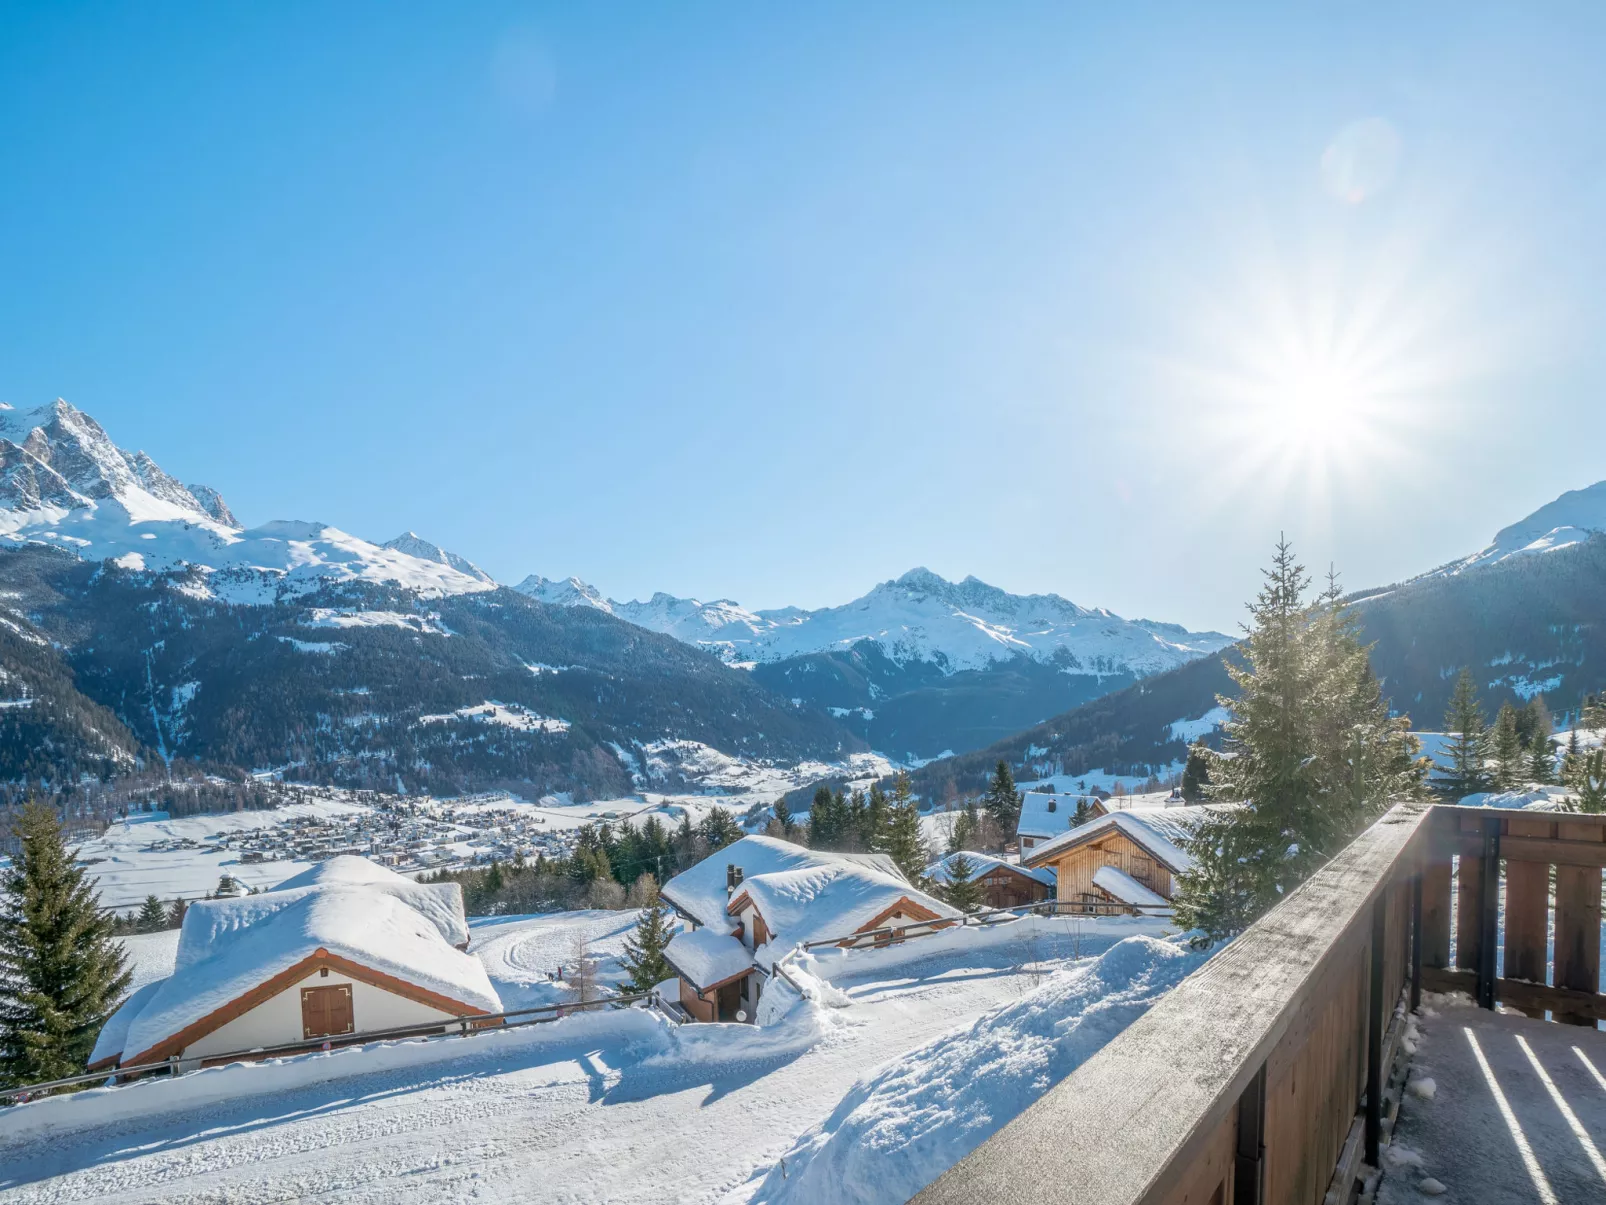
[301,984,355,1039]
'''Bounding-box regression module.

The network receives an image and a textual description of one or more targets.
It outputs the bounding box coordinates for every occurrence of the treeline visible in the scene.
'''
[1438,673,1605,810]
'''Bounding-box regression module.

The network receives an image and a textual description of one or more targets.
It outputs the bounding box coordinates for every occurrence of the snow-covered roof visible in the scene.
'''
[660,835,904,928]
[106,857,499,1065]
[924,851,1055,888]
[1015,793,1102,840]
[1457,785,1576,811]
[664,927,754,992]
[1023,805,1234,874]
[731,861,959,950]
[1092,865,1168,908]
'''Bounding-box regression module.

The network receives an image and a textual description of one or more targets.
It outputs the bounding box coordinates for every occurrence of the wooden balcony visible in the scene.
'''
[912,802,1606,1205]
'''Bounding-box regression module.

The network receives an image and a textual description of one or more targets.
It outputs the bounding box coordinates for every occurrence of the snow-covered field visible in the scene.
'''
[0,915,1182,1205]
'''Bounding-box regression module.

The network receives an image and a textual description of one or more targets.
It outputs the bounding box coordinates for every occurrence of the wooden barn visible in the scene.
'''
[1019,805,1232,911]
[924,851,1055,910]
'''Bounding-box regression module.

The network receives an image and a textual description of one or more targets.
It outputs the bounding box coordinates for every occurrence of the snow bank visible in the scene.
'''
[6,1006,667,1142]
[750,934,1208,1204]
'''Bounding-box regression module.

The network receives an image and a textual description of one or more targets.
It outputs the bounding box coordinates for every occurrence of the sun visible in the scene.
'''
[1276,360,1366,455]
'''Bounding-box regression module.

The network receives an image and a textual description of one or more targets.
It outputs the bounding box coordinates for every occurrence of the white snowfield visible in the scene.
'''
[1437,478,1606,575]
[0,400,493,599]
[0,914,1183,1204]
[517,566,1232,675]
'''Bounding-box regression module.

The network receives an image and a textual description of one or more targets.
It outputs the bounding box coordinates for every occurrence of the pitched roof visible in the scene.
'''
[729,860,959,950]
[664,928,754,992]
[1015,793,1104,840]
[103,857,500,1067]
[659,834,905,928]
[1092,864,1169,907]
[1022,804,1235,873]
[924,851,1056,888]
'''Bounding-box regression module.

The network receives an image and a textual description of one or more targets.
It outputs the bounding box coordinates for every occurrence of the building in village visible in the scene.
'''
[924,851,1055,910]
[658,835,960,1023]
[1019,804,1233,911]
[90,857,502,1071]
[1014,791,1108,852]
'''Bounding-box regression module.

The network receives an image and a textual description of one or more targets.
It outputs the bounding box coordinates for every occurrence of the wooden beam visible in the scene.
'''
[1503,817,1551,990]
[1555,863,1603,1027]
[1420,967,1606,1023]
[912,802,1432,1205]
[1365,897,1386,1167]
[1420,858,1451,970]
[1443,833,1606,869]
[1477,816,1499,1011]
[1232,1063,1266,1205]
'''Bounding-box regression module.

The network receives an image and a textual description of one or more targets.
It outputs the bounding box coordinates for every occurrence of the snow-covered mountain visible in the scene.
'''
[1437,479,1606,574]
[382,531,495,583]
[0,400,493,599]
[515,566,1231,676]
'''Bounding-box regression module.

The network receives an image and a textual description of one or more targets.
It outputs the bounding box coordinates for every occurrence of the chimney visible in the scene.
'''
[726,864,744,895]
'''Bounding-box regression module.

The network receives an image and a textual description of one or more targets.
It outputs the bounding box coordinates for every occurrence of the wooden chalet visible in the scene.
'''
[1020,805,1227,910]
[925,851,1055,910]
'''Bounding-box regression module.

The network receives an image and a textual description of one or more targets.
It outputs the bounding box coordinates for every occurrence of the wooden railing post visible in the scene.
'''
[1477,815,1499,1010]
[1233,1061,1267,1205]
[1409,871,1423,1013]
[1555,817,1604,1027]
[1365,895,1386,1167]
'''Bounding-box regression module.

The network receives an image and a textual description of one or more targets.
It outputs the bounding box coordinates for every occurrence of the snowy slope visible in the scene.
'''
[0,400,493,599]
[515,567,1231,676]
[1435,478,1606,575]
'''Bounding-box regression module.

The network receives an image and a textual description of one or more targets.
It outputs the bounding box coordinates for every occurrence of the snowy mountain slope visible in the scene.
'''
[1434,478,1606,575]
[516,566,1231,676]
[382,531,494,583]
[0,400,494,599]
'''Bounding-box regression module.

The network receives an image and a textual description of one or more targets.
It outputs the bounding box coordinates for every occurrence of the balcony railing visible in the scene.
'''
[913,801,1606,1205]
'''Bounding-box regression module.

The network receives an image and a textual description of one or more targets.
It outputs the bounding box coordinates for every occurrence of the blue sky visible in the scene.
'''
[2,3,1603,631]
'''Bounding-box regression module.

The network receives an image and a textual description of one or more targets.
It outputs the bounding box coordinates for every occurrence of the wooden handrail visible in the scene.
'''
[913,801,1433,1205]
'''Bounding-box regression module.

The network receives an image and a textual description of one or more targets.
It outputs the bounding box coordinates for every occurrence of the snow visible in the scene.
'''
[1457,785,1576,810]
[1429,478,1606,576]
[1092,864,1168,907]
[469,910,666,1009]
[0,400,497,599]
[107,858,498,1065]
[118,929,183,994]
[1016,791,1097,840]
[661,835,904,928]
[923,851,1054,889]
[747,933,1208,1204]
[1167,704,1230,744]
[1024,804,1229,874]
[516,566,1231,676]
[735,862,959,951]
[665,927,755,990]
[0,913,1185,1203]
[306,608,453,634]
[419,700,570,733]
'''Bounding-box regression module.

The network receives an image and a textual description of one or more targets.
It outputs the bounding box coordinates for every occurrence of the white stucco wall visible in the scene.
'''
[182,968,461,1060]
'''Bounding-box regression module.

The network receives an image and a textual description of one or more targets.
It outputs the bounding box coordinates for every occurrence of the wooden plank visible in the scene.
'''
[912,803,1432,1205]
[1420,857,1451,970]
[1455,846,1482,974]
[1554,864,1603,1027]
[1446,834,1606,869]
[1420,966,1606,1022]
[1503,816,1551,997]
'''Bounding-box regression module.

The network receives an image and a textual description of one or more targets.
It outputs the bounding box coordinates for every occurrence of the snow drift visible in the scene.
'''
[749,933,1209,1205]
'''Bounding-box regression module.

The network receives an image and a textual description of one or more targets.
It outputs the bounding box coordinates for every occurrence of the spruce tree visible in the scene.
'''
[865,783,891,852]
[983,761,1022,838]
[1174,543,1427,943]
[883,773,927,882]
[0,802,131,1087]
[772,798,796,841]
[618,887,676,993]
[1072,797,1092,826]
[1181,744,1210,802]
[165,897,188,929]
[135,895,167,933]
[941,854,985,913]
[1527,726,1555,786]
[1436,669,1490,798]
[1569,749,1606,814]
[1490,703,1524,791]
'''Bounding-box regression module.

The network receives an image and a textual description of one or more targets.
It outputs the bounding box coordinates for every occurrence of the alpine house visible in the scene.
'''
[90,857,502,1071]
[658,835,959,1022]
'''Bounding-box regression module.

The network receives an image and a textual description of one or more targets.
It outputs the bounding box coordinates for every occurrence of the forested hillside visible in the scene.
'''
[0,546,861,799]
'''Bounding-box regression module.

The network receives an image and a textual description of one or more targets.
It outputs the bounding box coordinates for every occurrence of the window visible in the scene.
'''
[301,984,354,1039]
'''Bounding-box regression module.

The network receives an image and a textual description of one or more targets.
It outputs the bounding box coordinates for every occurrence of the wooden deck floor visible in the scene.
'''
[1377,999,1606,1204]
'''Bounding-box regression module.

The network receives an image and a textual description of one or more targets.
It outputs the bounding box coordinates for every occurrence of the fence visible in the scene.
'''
[1,991,657,1106]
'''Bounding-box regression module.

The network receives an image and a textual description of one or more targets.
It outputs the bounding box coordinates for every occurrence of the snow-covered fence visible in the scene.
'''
[915,800,1439,1205]
[1,990,660,1105]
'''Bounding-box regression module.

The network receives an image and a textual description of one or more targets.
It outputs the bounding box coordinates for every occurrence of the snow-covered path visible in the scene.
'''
[0,920,1151,1204]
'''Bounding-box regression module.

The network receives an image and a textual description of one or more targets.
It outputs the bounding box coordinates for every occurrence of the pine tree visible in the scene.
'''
[941,854,985,913]
[618,886,676,993]
[1174,544,1427,944]
[1181,743,1210,803]
[1490,703,1524,791]
[771,798,796,841]
[135,895,167,933]
[165,897,188,929]
[883,772,927,882]
[1072,797,1092,827]
[0,802,131,1087]
[1526,712,1555,786]
[865,783,890,853]
[1436,669,1490,798]
[983,761,1022,838]
[1568,749,1606,814]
